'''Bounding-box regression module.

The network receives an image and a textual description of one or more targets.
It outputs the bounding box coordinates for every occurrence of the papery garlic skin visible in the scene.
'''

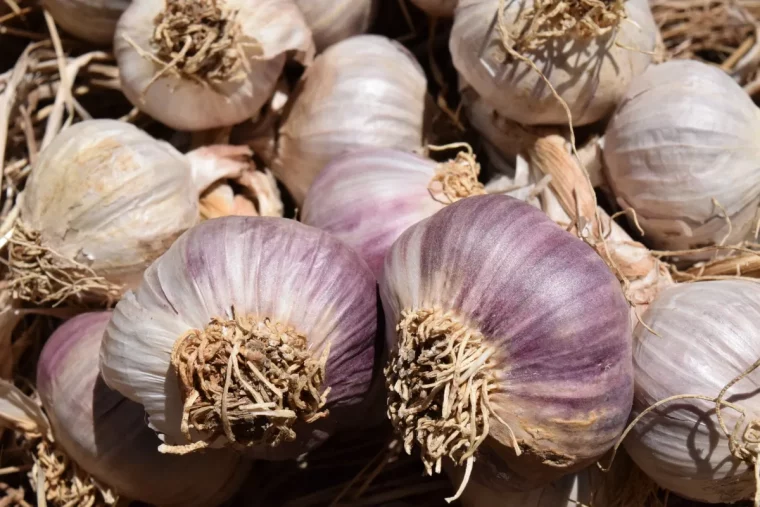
[411,0,458,17]
[302,149,446,278]
[604,60,760,253]
[275,35,427,205]
[451,0,657,125]
[100,217,377,458]
[625,280,760,503]
[115,0,315,131]
[381,195,632,489]
[43,0,130,45]
[294,0,376,51]
[20,119,198,291]
[38,312,249,507]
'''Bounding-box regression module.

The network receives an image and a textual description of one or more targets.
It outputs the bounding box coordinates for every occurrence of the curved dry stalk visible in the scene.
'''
[165,311,330,453]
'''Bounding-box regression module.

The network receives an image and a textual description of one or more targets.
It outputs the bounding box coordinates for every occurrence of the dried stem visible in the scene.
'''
[7,221,122,306]
[165,311,330,453]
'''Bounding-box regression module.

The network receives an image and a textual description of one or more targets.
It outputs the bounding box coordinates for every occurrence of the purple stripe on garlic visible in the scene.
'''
[99,216,378,459]
[37,311,249,507]
[381,195,632,498]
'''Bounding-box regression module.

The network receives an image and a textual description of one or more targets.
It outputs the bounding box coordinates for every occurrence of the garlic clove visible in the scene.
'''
[43,0,130,45]
[294,0,377,52]
[115,0,315,131]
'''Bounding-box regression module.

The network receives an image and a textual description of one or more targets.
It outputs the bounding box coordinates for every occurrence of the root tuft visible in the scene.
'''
[167,311,330,452]
[427,144,486,205]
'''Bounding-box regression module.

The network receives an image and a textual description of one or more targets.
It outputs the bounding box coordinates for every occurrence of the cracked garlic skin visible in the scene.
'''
[99,216,377,460]
[116,0,314,131]
[294,0,376,52]
[16,120,197,298]
[625,281,760,504]
[604,60,760,255]
[381,195,632,491]
[38,312,249,507]
[43,0,130,45]
[275,35,427,205]
[451,0,657,126]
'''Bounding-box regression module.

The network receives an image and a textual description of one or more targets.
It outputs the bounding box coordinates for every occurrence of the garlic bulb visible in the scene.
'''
[302,148,485,278]
[604,60,760,254]
[275,34,427,205]
[43,0,130,45]
[411,0,458,17]
[37,312,249,506]
[115,0,315,131]
[451,0,657,125]
[9,119,198,306]
[294,0,376,51]
[100,216,378,459]
[381,195,632,498]
[624,280,760,503]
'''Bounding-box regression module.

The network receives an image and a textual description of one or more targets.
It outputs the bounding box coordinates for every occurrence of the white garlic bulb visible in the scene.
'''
[604,60,760,254]
[275,35,427,204]
[43,0,131,45]
[625,280,760,503]
[115,0,315,131]
[411,0,458,17]
[451,0,657,125]
[10,119,198,305]
[294,0,376,51]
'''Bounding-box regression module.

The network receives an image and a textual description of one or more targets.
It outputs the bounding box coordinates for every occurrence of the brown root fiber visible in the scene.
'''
[427,147,487,205]
[497,0,627,55]
[151,0,249,85]
[169,312,330,452]
[7,221,122,307]
[385,309,501,495]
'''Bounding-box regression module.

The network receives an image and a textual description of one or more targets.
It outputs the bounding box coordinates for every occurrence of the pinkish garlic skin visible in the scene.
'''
[302,148,445,279]
[381,195,633,488]
[37,312,249,507]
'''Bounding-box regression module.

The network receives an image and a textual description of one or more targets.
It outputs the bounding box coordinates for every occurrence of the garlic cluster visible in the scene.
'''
[115,0,315,131]
[451,0,657,125]
[100,216,378,459]
[275,34,428,204]
[10,119,198,306]
[43,0,130,45]
[294,0,376,51]
[604,59,760,254]
[411,0,458,17]
[625,280,760,503]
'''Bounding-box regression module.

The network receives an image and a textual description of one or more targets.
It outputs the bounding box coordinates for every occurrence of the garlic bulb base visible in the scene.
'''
[385,308,502,495]
[8,221,122,306]
[166,312,330,452]
[428,149,486,204]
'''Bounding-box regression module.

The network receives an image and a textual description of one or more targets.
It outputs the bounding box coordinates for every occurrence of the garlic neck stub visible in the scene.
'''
[294,0,377,52]
[450,0,657,126]
[42,0,130,45]
[37,312,249,506]
[171,313,329,450]
[99,216,378,459]
[11,119,198,306]
[381,195,633,496]
[274,35,427,205]
[115,0,315,131]
[604,59,760,256]
[624,280,760,503]
[302,148,484,278]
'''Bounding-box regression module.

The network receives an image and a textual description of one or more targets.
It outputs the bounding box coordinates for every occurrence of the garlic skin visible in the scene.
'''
[450,0,657,125]
[302,149,447,278]
[18,119,197,293]
[624,280,760,504]
[294,0,376,52]
[37,312,249,506]
[115,0,315,131]
[604,60,760,253]
[43,0,130,45]
[275,35,427,205]
[100,217,377,458]
[411,0,458,17]
[382,195,632,491]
